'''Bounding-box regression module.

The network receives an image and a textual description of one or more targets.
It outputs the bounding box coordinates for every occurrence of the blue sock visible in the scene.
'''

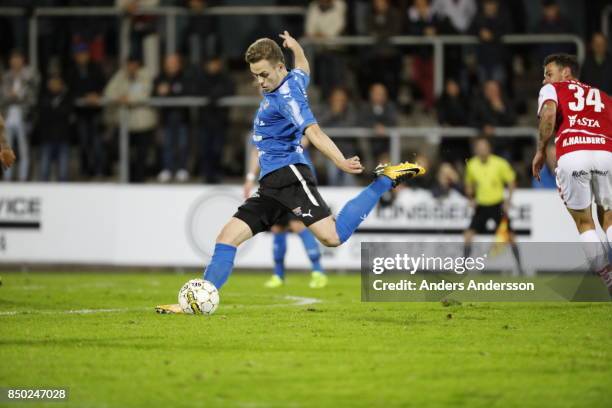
[203,243,237,289]
[335,176,393,243]
[273,232,287,279]
[298,229,323,272]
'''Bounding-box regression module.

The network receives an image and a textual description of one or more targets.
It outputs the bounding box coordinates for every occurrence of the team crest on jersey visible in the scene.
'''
[262,99,270,110]
[568,115,600,128]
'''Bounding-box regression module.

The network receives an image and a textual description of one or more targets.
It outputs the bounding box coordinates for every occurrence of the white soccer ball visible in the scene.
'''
[178,279,219,315]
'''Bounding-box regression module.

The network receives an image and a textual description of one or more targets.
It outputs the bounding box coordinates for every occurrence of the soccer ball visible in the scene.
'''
[178,279,219,315]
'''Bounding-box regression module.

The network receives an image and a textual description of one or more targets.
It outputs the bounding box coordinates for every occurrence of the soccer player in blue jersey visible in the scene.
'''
[202,31,425,295]
[244,138,327,289]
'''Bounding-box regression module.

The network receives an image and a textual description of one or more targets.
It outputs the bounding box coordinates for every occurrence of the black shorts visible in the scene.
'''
[234,164,331,235]
[275,212,299,228]
[468,203,512,234]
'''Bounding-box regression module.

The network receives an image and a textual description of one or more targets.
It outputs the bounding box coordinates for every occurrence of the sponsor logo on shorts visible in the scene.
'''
[562,135,606,147]
[292,207,313,218]
[568,115,601,128]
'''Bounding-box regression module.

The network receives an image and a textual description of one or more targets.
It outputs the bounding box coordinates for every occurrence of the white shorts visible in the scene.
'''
[556,150,612,210]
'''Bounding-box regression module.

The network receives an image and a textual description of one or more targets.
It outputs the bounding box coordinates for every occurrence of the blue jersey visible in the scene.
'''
[252,69,317,179]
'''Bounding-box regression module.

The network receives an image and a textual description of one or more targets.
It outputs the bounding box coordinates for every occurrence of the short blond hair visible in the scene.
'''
[245,38,285,65]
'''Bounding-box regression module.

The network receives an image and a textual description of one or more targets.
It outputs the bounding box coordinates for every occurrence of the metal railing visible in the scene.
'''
[79,96,536,183]
[0,6,585,91]
[0,6,561,183]
[301,34,585,96]
[325,126,537,165]
[24,6,307,67]
[78,96,259,183]
[243,125,537,184]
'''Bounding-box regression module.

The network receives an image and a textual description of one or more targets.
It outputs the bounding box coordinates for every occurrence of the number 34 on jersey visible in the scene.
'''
[538,80,612,158]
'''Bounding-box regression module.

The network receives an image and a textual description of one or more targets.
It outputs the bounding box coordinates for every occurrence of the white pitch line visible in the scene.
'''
[283,295,321,306]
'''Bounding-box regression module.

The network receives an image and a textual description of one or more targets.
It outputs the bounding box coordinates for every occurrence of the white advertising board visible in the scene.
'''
[0,183,589,271]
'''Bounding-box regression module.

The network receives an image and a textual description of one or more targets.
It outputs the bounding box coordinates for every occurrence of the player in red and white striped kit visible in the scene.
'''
[532,53,612,292]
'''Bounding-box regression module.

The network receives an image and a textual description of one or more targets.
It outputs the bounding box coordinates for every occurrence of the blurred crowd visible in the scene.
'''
[0,0,610,189]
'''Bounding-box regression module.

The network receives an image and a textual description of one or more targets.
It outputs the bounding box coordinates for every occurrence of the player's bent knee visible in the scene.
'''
[317,233,341,248]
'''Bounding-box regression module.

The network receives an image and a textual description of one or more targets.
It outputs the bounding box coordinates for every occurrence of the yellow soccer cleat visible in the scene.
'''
[309,271,328,289]
[264,275,284,288]
[374,162,426,187]
[155,304,184,314]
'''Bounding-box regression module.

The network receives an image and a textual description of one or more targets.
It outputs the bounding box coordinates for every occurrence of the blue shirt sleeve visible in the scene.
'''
[292,69,310,89]
[278,74,317,135]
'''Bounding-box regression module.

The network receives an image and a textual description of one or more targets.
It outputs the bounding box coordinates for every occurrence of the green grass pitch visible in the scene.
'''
[0,271,610,408]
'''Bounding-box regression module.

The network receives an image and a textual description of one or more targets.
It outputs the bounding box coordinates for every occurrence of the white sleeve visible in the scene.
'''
[537,84,558,117]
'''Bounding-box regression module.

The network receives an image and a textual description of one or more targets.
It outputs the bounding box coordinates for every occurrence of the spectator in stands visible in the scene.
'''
[0,49,37,182]
[317,86,358,186]
[436,79,471,168]
[305,0,347,97]
[155,54,191,183]
[38,75,73,182]
[505,0,526,34]
[431,162,462,198]
[181,0,220,64]
[104,55,157,183]
[470,80,516,132]
[536,0,574,59]
[196,55,234,184]
[67,42,107,178]
[581,33,612,95]
[359,0,402,101]
[406,0,441,110]
[436,78,469,126]
[117,0,160,74]
[430,0,476,34]
[359,83,398,169]
[537,0,573,34]
[68,0,116,65]
[469,0,511,85]
[532,143,556,189]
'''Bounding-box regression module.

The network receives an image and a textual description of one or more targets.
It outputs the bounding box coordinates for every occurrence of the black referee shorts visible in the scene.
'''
[468,202,513,234]
[234,164,332,236]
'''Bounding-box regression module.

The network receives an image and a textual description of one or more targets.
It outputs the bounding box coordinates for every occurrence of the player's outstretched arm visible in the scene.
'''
[532,100,557,181]
[279,31,310,76]
[0,114,16,170]
[305,124,363,174]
